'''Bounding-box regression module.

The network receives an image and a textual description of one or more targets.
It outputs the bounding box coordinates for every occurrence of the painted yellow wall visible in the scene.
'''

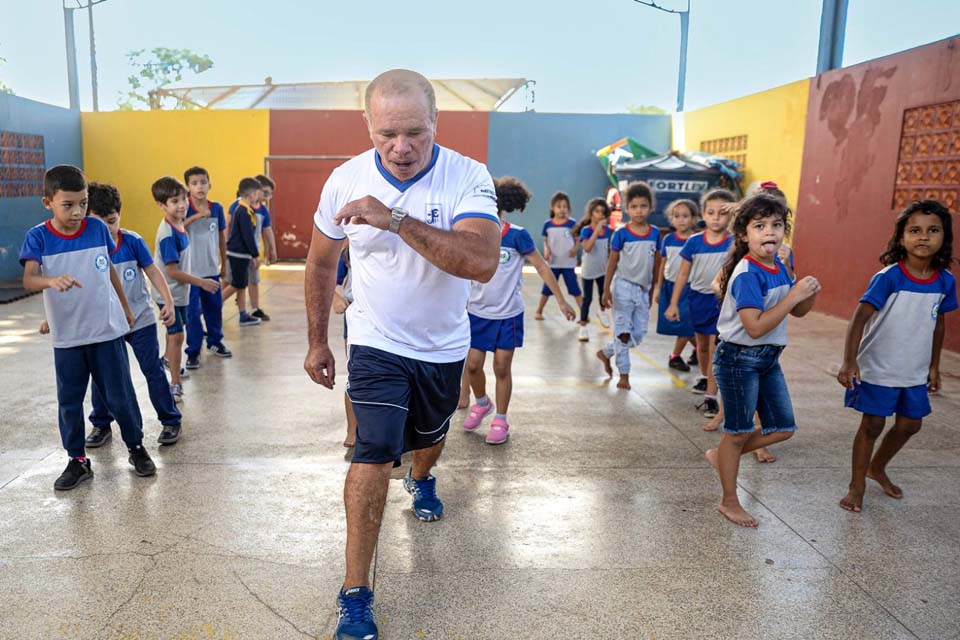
[677,79,810,213]
[81,110,270,242]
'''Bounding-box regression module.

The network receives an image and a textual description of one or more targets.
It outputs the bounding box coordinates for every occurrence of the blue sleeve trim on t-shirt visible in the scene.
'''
[610,228,625,252]
[212,202,227,231]
[731,269,766,311]
[542,221,551,237]
[579,227,593,241]
[159,236,182,265]
[517,229,536,255]
[133,235,154,269]
[314,218,346,241]
[18,226,44,266]
[939,272,959,314]
[260,205,271,228]
[679,234,699,261]
[452,212,500,225]
[860,268,897,311]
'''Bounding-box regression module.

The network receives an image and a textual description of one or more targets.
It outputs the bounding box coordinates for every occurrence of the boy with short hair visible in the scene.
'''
[598,182,662,390]
[226,177,263,326]
[153,176,221,401]
[84,182,184,446]
[20,165,156,490]
[183,166,231,369]
[223,174,278,319]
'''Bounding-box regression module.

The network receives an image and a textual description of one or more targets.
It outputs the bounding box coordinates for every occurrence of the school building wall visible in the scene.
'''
[0,94,82,283]
[80,110,270,244]
[679,79,811,221]
[486,112,672,246]
[793,36,960,351]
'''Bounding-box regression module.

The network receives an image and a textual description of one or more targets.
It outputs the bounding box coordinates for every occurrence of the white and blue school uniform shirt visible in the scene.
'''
[856,263,958,387]
[660,232,691,283]
[19,217,128,349]
[579,224,612,281]
[542,218,577,269]
[610,225,660,289]
[185,199,225,278]
[679,232,733,293]
[254,204,272,253]
[112,229,157,333]
[313,144,499,363]
[468,222,536,320]
[154,220,191,307]
[717,256,794,346]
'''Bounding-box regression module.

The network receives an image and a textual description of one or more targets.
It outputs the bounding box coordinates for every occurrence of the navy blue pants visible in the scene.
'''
[186,275,223,357]
[90,324,181,429]
[54,337,144,457]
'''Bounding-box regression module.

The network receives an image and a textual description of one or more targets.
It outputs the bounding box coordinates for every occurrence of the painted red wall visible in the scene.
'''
[794,37,960,351]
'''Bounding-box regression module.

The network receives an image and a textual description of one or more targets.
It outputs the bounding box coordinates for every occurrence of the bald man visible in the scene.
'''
[304,69,501,639]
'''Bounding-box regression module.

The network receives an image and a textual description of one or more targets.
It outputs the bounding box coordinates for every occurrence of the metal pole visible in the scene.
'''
[816,0,849,74]
[63,6,80,109]
[87,0,99,111]
[676,8,689,112]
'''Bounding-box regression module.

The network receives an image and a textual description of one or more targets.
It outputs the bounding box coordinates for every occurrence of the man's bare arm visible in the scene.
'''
[303,227,344,389]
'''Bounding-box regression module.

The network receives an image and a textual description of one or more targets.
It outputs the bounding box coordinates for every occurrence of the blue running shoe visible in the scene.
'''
[403,469,444,522]
[336,586,377,640]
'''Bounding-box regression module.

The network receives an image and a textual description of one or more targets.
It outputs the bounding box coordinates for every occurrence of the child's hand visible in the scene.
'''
[124,308,135,328]
[39,321,49,335]
[664,303,680,322]
[200,278,221,294]
[837,360,859,389]
[710,273,723,296]
[602,291,613,310]
[790,276,821,303]
[333,295,348,315]
[929,367,942,393]
[567,248,577,258]
[158,304,175,327]
[47,274,81,292]
[777,244,792,264]
[559,300,577,321]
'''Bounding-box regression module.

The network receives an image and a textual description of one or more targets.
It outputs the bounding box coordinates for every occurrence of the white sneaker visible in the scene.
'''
[598,309,611,328]
[170,384,183,403]
[578,325,589,342]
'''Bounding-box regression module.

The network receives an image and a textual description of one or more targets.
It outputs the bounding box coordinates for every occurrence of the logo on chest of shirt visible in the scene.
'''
[932,302,940,320]
[425,204,443,226]
[208,220,218,233]
[94,254,109,272]
[122,267,137,282]
[500,249,511,264]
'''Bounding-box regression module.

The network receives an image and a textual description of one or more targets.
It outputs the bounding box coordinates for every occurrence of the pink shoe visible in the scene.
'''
[463,402,493,431]
[485,417,510,444]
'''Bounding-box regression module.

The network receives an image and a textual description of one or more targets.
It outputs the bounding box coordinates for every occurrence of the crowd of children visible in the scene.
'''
[21,165,278,491]
[20,164,957,529]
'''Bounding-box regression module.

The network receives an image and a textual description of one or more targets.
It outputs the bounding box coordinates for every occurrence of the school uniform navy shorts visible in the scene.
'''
[469,312,524,352]
[347,344,464,466]
[687,289,721,335]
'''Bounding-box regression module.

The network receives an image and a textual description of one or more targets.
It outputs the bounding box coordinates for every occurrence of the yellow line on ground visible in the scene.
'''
[592,319,688,389]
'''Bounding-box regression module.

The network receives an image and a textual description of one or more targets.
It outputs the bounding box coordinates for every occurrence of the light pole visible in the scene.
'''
[62,0,109,111]
[632,0,690,112]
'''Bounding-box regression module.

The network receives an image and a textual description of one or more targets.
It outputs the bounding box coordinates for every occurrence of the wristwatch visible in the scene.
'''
[389,207,408,234]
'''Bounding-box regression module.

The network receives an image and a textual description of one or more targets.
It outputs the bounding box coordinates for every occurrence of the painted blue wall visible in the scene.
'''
[0,94,82,282]
[486,112,671,250]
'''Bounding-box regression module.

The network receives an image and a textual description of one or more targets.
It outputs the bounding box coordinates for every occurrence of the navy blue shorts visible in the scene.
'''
[656,280,695,337]
[347,345,464,466]
[844,380,930,419]
[542,267,582,297]
[228,256,251,289]
[158,304,188,336]
[469,312,524,352]
[687,290,721,335]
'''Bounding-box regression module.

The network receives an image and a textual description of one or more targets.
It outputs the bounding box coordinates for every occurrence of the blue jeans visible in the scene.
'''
[90,324,181,428]
[54,337,144,457]
[601,278,650,375]
[713,341,797,436]
[186,275,223,356]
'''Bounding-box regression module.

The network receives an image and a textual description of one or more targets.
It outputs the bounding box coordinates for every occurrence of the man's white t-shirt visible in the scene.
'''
[313,144,499,363]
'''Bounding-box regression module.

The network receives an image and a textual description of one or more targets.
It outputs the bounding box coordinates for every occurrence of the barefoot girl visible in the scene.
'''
[838,200,956,512]
[705,193,820,527]
[463,178,576,443]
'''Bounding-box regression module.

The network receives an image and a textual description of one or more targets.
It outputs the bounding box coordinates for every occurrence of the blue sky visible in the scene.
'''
[1,0,958,113]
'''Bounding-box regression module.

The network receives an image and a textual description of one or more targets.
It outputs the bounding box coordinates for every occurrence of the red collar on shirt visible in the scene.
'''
[624,224,653,239]
[549,218,571,226]
[745,255,779,274]
[189,197,209,215]
[110,230,124,256]
[501,221,511,238]
[45,218,87,240]
[898,261,939,284]
[704,232,730,246]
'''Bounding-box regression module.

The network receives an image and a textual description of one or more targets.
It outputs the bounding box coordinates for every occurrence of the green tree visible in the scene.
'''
[627,104,668,115]
[118,47,213,110]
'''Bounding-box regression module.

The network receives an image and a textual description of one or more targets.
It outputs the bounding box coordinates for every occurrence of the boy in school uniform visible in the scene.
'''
[225,177,263,326]
[223,174,278,320]
[183,166,231,369]
[20,165,156,490]
[82,183,183,446]
[153,176,221,401]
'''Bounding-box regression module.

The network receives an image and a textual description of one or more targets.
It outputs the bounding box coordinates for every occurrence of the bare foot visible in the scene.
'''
[616,374,631,390]
[717,503,759,527]
[839,487,864,512]
[704,448,719,470]
[753,447,777,463]
[534,313,544,321]
[702,415,721,432]
[596,350,613,378]
[866,468,903,499]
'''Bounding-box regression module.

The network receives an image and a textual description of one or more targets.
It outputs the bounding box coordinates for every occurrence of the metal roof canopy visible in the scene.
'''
[155,78,532,111]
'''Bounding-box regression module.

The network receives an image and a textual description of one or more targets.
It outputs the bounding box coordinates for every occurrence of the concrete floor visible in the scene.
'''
[2,267,959,640]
